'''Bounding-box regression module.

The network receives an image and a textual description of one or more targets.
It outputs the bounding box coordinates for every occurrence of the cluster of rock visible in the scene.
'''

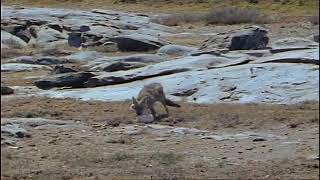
[1,6,319,104]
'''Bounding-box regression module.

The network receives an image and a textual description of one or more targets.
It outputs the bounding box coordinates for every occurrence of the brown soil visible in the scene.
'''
[1,97,319,179]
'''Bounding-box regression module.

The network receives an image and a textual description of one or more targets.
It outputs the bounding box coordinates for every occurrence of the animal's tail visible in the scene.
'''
[165,98,181,107]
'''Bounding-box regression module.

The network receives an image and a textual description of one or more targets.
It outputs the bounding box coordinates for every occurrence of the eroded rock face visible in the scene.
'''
[201,26,269,51]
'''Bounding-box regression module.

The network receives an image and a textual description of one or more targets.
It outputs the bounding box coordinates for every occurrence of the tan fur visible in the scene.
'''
[131,83,180,118]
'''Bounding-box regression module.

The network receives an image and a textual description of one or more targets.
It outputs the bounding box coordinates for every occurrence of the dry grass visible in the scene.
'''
[2,0,319,18]
[1,97,318,130]
[205,7,272,24]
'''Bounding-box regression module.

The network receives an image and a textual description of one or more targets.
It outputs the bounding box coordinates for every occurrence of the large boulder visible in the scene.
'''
[158,44,198,56]
[34,72,96,90]
[1,30,27,49]
[200,26,269,51]
[109,33,168,52]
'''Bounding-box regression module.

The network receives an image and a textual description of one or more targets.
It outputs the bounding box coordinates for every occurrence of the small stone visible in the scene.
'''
[246,147,254,150]
[154,138,167,141]
[221,157,227,159]
[252,138,266,142]
[238,151,243,154]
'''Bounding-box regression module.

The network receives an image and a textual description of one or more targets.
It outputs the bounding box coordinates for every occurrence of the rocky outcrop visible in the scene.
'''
[201,26,269,51]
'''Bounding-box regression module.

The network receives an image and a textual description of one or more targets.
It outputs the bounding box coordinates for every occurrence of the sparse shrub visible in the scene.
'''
[151,152,183,165]
[205,7,271,25]
[150,13,205,26]
[111,151,133,161]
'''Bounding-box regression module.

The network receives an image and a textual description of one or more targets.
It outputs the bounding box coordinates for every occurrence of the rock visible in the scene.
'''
[28,25,68,46]
[34,72,96,90]
[9,56,71,65]
[252,138,266,142]
[137,114,155,123]
[93,61,147,72]
[252,48,319,65]
[109,33,168,51]
[1,86,14,95]
[271,37,319,53]
[1,63,52,72]
[64,51,105,63]
[201,26,269,51]
[85,54,225,87]
[39,63,319,105]
[88,54,167,69]
[1,124,30,138]
[51,65,78,74]
[308,34,319,43]
[1,30,27,48]
[158,44,198,56]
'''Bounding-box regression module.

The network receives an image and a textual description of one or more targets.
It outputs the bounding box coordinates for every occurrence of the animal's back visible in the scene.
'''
[137,83,164,101]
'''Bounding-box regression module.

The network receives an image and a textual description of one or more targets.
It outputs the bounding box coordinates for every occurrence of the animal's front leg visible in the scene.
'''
[150,106,157,120]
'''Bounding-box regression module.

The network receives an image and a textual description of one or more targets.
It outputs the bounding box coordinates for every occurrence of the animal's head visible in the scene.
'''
[130,97,143,115]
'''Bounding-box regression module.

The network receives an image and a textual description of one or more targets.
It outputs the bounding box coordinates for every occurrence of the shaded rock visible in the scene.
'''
[1,86,14,95]
[51,65,78,74]
[9,56,71,65]
[34,72,95,90]
[1,63,52,72]
[201,26,269,51]
[95,61,147,72]
[158,44,198,56]
[1,124,30,138]
[307,34,319,43]
[252,48,319,65]
[109,33,168,52]
[271,37,319,53]
[1,30,27,48]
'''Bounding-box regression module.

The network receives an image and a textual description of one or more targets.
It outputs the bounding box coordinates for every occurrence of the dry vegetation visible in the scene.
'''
[1,97,319,130]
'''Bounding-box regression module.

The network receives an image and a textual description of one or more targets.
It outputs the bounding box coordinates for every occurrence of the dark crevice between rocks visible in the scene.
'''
[207,59,252,69]
[85,68,190,88]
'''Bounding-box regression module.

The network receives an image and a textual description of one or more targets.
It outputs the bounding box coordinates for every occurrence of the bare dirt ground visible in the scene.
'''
[1,96,319,179]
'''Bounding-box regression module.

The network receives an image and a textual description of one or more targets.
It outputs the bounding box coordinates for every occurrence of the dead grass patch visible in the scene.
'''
[205,7,272,25]
[1,97,318,130]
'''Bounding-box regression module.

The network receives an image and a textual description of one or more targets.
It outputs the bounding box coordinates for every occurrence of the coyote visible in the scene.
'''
[130,83,180,118]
